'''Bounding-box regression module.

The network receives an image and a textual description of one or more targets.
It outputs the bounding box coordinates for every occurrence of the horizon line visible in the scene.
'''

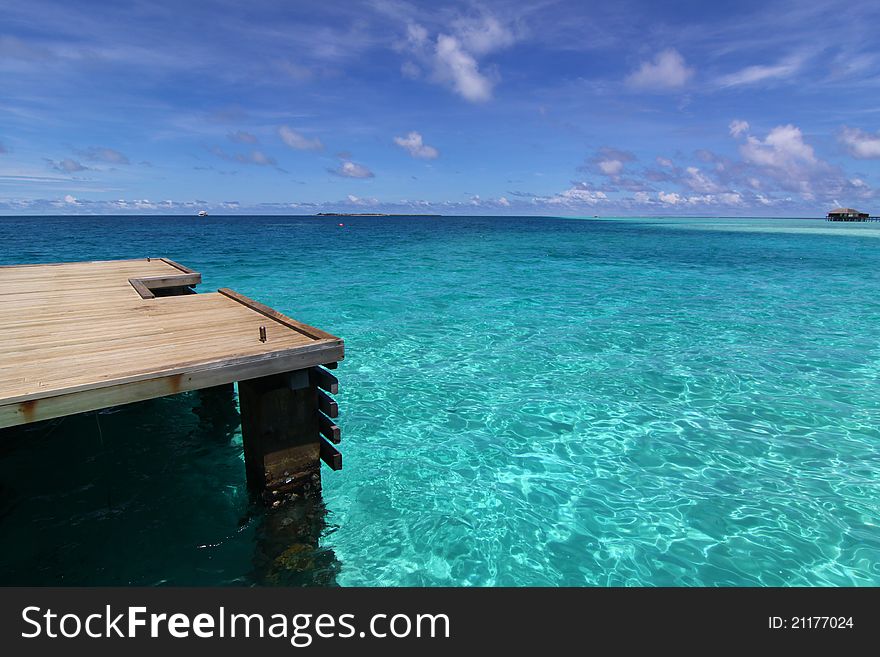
[0,213,828,220]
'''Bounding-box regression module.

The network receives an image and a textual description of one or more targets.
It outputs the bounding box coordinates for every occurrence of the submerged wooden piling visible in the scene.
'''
[238,364,341,504]
[0,258,344,504]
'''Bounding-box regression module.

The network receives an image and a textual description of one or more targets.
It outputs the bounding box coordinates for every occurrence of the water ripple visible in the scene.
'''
[0,215,878,586]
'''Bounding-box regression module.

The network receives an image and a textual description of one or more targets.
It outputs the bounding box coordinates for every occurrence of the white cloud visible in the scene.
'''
[656,156,674,168]
[332,160,374,178]
[729,119,750,137]
[1,196,242,215]
[735,124,824,198]
[598,159,623,175]
[398,16,517,103]
[657,190,743,206]
[393,131,439,159]
[405,22,429,48]
[839,126,880,159]
[683,166,719,193]
[435,34,493,103]
[718,192,744,205]
[465,194,513,208]
[626,49,693,90]
[278,126,323,151]
[717,57,802,87]
[452,16,515,55]
[723,123,876,203]
[547,183,608,206]
[510,184,609,208]
[740,124,817,169]
[345,194,379,205]
[658,191,682,204]
[589,147,635,179]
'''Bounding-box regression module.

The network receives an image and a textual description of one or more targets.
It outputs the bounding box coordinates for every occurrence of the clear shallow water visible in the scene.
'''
[1,214,879,586]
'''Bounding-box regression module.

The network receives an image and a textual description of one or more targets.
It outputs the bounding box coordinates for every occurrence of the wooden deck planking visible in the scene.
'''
[1,296,311,349]
[0,258,343,427]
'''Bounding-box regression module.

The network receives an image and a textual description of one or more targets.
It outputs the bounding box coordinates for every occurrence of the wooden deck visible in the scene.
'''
[0,258,343,429]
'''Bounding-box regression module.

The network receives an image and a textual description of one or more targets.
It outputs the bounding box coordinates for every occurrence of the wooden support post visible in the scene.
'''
[238,371,321,505]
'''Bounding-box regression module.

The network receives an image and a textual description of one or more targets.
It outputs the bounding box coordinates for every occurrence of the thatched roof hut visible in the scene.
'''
[827,207,869,221]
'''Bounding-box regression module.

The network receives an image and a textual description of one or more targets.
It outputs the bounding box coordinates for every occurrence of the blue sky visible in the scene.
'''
[1,0,879,215]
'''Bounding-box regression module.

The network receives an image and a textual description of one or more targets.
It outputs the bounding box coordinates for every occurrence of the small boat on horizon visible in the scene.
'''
[198,210,208,217]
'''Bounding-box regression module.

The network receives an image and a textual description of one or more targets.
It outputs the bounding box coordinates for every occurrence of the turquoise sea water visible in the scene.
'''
[1,214,879,586]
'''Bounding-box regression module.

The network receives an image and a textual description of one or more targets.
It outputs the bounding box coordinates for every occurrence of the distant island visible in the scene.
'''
[315,212,442,217]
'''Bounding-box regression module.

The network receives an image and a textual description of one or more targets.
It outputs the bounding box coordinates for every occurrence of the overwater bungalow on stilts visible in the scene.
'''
[826,207,877,221]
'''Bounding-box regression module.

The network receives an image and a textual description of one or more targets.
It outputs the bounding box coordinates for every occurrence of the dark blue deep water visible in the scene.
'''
[1,215,879,586]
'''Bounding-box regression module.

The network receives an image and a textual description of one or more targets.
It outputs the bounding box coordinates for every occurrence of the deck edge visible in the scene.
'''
[0,338,343,408]
[217,288,340,341]
[159,257,197,274]
[0,257,157,269]
[0,341,344,428]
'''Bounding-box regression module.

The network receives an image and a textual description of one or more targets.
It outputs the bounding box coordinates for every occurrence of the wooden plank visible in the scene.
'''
[128,278,155,299]
[217,288,339,341]
[309,366,339,394]
[0,328,316,376]
[128,271,201,298]
[0,298,335,383]
[319,437,342,470]
[0,342,343,428]
[0,305,321,362]
[159,257,197,274]
[318,412,341,444]
[0,317,306,359]
[0,326,312,368]
[317,389,338,418]
[133,273,201,289]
